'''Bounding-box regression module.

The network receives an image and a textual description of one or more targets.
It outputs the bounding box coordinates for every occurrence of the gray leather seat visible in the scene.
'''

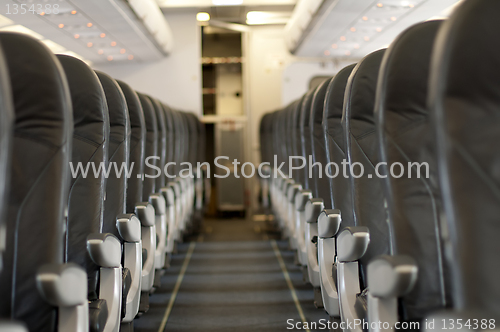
[0,33,84,332]
[430,0,500,321]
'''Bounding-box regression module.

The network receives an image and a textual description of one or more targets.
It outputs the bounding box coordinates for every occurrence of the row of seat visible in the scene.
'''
[260,0,499,330]
[0,33,208,332]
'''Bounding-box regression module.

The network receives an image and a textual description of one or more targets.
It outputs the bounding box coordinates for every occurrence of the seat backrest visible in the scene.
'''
[299,91,315,190]
[0,33,72,330]
[275,109,287,172]
[117,81,145,213]
[0,41,12,273]
[161,103,175,179]
[186,113,199,171]
[376,20,448,319]
[259,113,271,165]
[310,79,333,207]
[343,49,388,286]
[324,64,356,229]
[429,0,500,314]
[178,112,190,174]
[57,55,109,301]
[291,98,304,183]
[170,110,183,176]
[96,71,131,237]
[138,93,158,199]
[148,97,167,189]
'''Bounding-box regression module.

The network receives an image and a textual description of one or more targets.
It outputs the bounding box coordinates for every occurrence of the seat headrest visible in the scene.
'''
[300,89,315,132]
[376,20,443,129]
[1,33,72,148]
[117,81,145,145]
[325,64,356,121]
[137,93,157,197]
[311,79,333,128]
[344,49,386,130]
[95,71,130,147]
[57,55,108,151]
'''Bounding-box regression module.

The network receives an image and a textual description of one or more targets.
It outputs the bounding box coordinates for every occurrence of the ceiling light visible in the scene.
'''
[87,42,93,47]
[107,55,113,61]
[246,11,290,25]
[71,10,77,14]
[58,24,64,28]
[354,44,359,49]
[98,49,104,55]
[111,41,117,46]
[391,16,397,21]
[364,36,370,41]
[100,33,106,38]
[345,51,351,56]
[128,55,134,60]
[377,3,383,7]
[340,36,346,41]
[74,34,80,39]
[376,27,382,32]
[40,12,45,16]
[212,0,243,5]
[350,27,356,32]
[331,44,338,49]
[197,12,210,22]
[120,49,126,54]
[324,50,330,56]
[362,16,368,21]
[87,23,93,28]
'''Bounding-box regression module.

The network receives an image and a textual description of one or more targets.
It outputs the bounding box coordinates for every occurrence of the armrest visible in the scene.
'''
[305,198,324,223]
[287,184,302,203]
[116,214,141,243]
[36,263,87,307]
[367,255,417,298]
[337,227,370,262]
[318,209,341,239]
[87,233,122,268]
[135,203,155,227]
[149,193,166,216]
[294,190,312,212]
[282,179,293,194]
[160,187,175,207]
[0,322,28,332]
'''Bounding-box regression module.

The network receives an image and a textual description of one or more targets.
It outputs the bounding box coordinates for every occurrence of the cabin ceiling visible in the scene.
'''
[0,0,172,64]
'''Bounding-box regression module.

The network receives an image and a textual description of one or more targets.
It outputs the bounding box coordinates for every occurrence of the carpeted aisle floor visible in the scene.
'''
[134,218,329,332]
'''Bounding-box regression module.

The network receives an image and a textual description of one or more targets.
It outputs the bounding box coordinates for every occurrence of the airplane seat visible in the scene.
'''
[318,64,356,321]
[286,100,303,252]
[196,117,211,213]
[335,49,388,329]
[259,113,272,211]
[270,110,282,223]
[0,39,12,276]
[281,104,297,241]
[136,93,159,295]
[186,112,201,232]
[428,0,500,325]
[116,81,155,315]
[159,103,178,258]
[370,20,449,329]
[179,112,194,235]
[0,33,89,332]
[147,97,169,286]
[305,79,333,307]
[57,54,124,332]
[95,72,142,328]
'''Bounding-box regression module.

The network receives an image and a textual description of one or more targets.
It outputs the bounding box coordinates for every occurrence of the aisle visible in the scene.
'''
[134,218,329,332]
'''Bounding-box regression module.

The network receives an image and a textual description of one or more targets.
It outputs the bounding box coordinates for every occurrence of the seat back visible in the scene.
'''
[186,113,199,172]
[117,81,145,214]
[161,103,175,180]
[171,110,183,176]
[57,55,109,301]
[96,72,131,237]
[376,21,448,319]
[259,113,271,165]
[324,64,356,229]
[0,33,72,330]
[430,0,500,314]
[299,91,315,190]
[149,97,167,190]
[138,93,158,199]
[290,98,304,183]
[310,79,333,208]
[0,41,12,273]
[343,49,389,286]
